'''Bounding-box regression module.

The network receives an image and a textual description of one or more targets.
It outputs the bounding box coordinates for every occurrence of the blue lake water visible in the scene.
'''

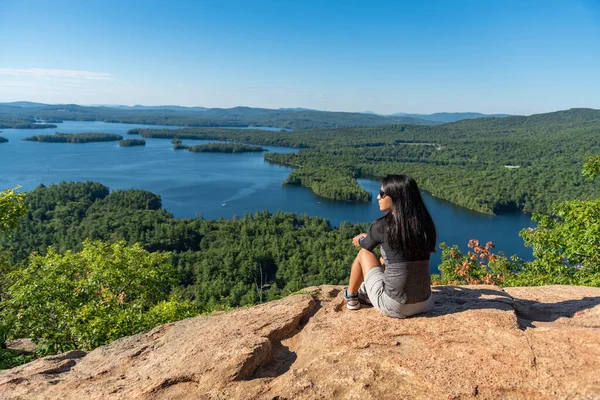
[0,121,533,270]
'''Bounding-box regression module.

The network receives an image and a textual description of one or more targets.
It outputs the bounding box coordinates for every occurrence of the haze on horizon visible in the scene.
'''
[1,0,599,115]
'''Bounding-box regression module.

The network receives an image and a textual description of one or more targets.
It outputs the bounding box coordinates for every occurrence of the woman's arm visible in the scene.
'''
[352,233,367,248]
[357,221,381,251]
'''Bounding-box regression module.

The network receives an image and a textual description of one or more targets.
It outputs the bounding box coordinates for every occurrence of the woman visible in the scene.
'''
[345,174,436,318]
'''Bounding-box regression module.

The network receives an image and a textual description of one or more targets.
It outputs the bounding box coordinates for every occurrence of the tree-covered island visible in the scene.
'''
[119,139,146,147]
[0,137,7,143]
[23,133,123,143]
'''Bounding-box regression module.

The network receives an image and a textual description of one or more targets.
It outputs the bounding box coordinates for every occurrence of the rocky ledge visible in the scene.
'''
[1,285,599,399]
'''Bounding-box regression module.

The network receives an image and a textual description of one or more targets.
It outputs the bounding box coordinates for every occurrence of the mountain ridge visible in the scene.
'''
[0,102,513,125]
[0,102,437,129]
[390,111,512,123]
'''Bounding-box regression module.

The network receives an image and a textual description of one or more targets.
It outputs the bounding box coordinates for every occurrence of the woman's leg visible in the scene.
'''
[348,249,382,294]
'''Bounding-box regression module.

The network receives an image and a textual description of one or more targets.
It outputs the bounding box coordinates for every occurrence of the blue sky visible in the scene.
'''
[0,0,599,114]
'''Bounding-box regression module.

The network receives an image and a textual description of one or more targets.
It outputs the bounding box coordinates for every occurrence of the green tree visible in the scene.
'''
[515,199,600,286]
[583,156,600,180]
[514,156,600,286]
[0,187,33,367]
[0,186,28,324]
[1,240,199,355]
[0,187,28,233]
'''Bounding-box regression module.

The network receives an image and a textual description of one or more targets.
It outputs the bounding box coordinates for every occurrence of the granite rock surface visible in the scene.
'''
[1,284,599,399]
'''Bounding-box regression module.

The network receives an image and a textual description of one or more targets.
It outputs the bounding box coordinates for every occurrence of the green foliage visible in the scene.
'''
[0,182,366,310]
[0,187,29,346]
[515,199,600,286]
[24,133,123,143]
[0,182,111,262]
[0,136,7,143]
[0,349,34,370]
[170,211,365,306]
[1,240,199,354]
[284,167,372,202]
[140,127,308,148]
[119,139,146,147]
[188,143,265,153]
[583,156,600,180]
[0,187,28,233]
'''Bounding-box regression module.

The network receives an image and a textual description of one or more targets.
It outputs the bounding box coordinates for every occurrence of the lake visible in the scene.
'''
[0,121,533,269]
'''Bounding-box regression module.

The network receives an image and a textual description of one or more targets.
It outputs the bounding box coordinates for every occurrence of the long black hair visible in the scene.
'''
[379,174,436,260]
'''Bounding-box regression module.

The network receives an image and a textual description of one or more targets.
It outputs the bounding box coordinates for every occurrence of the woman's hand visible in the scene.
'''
[352,233,367,248]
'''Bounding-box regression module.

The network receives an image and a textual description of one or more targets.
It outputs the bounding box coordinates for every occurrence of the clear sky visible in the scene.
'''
[1,0,599,115]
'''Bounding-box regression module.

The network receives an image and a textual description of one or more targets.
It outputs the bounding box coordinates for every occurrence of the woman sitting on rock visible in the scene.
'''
[345,174,437,317]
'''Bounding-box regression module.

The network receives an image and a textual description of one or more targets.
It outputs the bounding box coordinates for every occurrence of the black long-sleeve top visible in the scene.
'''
[358,217,432,304]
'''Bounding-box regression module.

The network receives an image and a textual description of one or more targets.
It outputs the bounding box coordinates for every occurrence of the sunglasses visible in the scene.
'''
[379,189,387,198]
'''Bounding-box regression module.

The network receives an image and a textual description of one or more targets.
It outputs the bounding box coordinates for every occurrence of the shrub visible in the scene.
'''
[1,240,200,354]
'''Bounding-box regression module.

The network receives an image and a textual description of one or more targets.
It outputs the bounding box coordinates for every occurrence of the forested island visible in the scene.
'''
[0,137,7,143]
[24,133,123,143]
[119,139,146,147]
[136,108,600,214]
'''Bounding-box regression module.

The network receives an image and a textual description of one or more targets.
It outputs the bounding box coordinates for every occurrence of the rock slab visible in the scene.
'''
[1,285,599,399]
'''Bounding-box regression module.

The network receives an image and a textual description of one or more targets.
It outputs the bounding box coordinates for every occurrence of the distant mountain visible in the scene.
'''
[390,112,511,123]
[277,107,315,112]
[0,103,438,130]
[445,108,600,131]
[113,105,209,112]
[0,101,49,108]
